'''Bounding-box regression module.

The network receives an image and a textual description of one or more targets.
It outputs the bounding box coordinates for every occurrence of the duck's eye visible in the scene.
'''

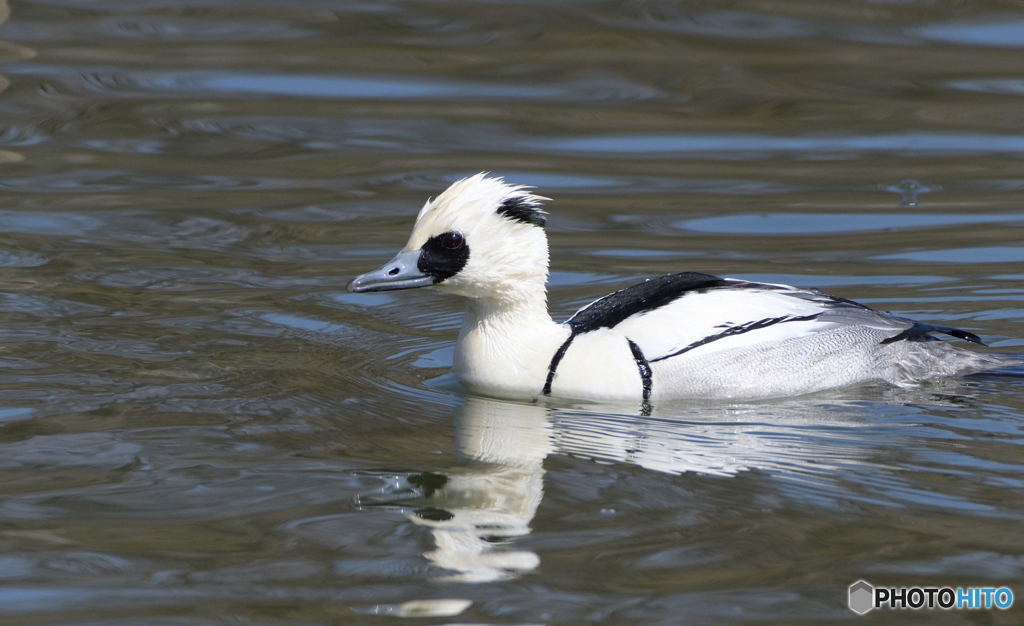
[439,231,465,250]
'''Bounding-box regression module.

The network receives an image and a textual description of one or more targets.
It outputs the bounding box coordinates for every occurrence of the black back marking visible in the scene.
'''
[418,231,469,283]
[881,322,985,346]
[627,339,652,401]
[567,272,732,334]
[497,196,546,227]
[650,313,823,363]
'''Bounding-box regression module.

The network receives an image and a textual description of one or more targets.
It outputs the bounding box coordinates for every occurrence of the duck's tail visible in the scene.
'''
[889,339,1023,384]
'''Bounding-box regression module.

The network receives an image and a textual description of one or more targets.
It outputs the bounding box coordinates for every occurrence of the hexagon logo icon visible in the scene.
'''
[848,580,875,615]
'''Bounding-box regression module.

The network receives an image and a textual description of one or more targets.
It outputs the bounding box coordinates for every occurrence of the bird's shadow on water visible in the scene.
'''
[352,371,1023,583]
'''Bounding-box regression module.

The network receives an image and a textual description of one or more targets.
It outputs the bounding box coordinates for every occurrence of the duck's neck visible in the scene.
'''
[465,289,554,329]
[454,289,568,400]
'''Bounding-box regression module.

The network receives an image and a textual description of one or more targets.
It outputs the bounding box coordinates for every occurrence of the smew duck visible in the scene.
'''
[348,174,1018,402]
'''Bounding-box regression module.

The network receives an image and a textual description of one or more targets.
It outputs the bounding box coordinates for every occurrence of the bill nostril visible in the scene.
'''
[388,267,400,276]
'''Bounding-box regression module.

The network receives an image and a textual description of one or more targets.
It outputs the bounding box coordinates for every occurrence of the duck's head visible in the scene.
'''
[347,174,550,302]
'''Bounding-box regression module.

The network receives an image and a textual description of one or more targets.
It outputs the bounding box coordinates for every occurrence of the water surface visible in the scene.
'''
[1,1,1023,624]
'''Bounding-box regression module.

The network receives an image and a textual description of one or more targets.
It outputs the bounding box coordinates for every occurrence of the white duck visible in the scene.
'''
[348,174,1018,403]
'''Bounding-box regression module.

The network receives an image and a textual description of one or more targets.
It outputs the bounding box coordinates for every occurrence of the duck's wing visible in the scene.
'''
[564,272,982,362]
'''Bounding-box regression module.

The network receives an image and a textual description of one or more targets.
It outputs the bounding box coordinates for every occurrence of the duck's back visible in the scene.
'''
[543,272,1007,401]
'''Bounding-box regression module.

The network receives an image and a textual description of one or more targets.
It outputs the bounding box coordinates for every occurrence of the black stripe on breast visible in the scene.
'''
[627,339,652,401]
[542,335,576,395]
[650,313,822,363]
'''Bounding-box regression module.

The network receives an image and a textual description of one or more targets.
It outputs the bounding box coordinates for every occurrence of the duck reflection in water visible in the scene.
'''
[353,389,946,583]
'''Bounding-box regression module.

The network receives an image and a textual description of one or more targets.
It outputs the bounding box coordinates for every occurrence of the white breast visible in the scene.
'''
[547,328,644,401]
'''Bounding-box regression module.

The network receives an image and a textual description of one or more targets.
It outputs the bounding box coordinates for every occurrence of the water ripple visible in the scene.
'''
[682,212,1020,235]
[917,17,1024,48]
[8,65,659,103]
[536,132,1024,157]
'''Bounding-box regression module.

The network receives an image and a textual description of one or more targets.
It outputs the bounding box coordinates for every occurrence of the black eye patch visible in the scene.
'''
[418,231,470,282]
